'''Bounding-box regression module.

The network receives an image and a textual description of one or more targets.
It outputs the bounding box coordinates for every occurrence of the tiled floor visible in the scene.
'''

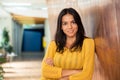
[2,59,42,80]
[1,52,44,80]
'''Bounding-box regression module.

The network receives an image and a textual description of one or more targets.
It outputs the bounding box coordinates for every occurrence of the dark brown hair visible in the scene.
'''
[55,8,85,53]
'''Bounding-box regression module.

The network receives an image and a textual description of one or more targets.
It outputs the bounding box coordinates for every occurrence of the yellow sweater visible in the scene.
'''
[40,38,95,80]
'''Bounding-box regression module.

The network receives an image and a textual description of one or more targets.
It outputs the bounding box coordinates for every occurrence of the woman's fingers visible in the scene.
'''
[44,58,54,66]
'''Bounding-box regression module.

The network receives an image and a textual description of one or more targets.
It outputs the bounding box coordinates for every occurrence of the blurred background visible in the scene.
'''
[0,0,120,80]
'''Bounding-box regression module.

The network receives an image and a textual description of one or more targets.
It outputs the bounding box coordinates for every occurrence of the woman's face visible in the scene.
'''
[61,14,78,38]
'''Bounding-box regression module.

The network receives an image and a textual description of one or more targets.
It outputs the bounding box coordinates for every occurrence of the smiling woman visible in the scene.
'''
[40,8,95,80]
[61,14,78,39]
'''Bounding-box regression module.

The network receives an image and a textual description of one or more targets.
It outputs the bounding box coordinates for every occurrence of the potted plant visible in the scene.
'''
[0,27,13,57]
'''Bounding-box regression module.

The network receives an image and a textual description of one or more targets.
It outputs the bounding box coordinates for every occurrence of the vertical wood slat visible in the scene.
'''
[95,0,120,80]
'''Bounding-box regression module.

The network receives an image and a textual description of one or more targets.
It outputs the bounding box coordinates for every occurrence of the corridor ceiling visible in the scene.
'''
[0,0,47,24]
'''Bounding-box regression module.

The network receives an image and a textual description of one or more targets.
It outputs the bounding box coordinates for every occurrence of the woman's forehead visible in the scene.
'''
[62,14,74,21]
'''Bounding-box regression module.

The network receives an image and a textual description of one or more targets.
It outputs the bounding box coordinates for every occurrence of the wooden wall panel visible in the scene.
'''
[95,0,120,80]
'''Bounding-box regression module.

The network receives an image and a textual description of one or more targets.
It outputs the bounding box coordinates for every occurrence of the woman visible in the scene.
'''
[40,8,95,80]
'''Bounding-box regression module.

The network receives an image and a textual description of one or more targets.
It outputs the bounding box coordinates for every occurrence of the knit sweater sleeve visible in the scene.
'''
[69,39,95,80]
[41,41,62,79]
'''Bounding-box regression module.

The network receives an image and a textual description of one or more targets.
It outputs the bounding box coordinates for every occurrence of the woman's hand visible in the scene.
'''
[44,58,54,66]
[61,69,81,77]
[59,69,82,80]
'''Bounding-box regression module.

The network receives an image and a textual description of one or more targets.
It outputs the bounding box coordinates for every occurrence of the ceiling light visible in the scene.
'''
[2,2,32,7]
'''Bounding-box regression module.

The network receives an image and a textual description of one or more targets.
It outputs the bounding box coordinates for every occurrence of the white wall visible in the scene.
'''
[0,7,13,45]
[44,19,51,51]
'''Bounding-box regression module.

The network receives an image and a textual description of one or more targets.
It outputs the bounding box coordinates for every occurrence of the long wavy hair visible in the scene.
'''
[55,8,85,53]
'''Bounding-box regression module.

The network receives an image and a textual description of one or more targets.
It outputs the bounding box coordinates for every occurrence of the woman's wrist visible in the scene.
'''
[62,69,81,77]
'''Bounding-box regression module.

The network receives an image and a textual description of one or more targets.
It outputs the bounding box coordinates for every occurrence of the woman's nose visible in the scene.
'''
[68,23,72,28]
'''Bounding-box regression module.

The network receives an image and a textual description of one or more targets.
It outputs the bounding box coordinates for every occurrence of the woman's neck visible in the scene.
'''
[66,37,76,49]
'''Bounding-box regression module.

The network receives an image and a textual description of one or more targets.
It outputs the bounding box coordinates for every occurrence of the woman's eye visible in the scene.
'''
[72,21,76,24]
[62,22,67,25]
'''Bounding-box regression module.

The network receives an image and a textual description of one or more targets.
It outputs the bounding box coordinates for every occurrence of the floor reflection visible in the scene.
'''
[2,52,44,80]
